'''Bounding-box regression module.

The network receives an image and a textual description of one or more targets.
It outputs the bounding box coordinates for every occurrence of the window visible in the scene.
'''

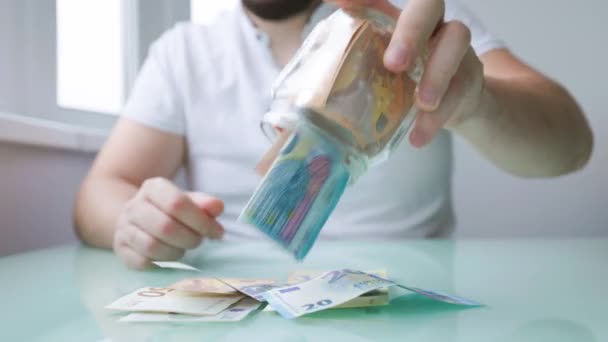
[0,1,189,128]
[56,0,125,115]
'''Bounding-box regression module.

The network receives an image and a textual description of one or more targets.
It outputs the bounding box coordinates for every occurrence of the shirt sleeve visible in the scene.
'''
[122,25,186,135]
[445,0,506,56]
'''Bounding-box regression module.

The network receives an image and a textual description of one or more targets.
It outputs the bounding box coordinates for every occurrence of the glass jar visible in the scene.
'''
[261,7,423,181]
[241,8,423,260]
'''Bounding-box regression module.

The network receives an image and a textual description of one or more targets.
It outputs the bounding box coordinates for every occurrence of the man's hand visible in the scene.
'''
[327,0,591,176]
[328,0,482,148]
[113,177,224,269]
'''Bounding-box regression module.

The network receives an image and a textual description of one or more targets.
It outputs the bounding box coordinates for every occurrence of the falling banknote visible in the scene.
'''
[239,122,350,261]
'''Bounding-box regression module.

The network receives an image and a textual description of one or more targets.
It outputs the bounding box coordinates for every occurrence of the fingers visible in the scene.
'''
[409,47,479,148]
[409,111,445,148]
[384,0,445,72]
[124,224,185,261]
[114,241,150,270]
[187,192,225,218]
[113,178,227,270]
[140,178,224,239]
[255,129,291,176]
[325,2,479,151]
[126,200,204,249]
[417,20,471,111]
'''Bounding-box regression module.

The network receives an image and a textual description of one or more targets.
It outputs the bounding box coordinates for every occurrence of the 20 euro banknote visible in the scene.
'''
[263,269,482,319]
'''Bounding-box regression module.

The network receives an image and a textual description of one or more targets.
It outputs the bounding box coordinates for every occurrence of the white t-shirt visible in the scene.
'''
[123,0,504,241]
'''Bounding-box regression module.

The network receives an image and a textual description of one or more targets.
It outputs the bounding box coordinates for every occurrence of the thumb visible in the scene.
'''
[186,192,224,217]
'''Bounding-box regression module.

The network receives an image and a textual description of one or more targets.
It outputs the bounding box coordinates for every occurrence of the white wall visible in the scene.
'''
[453,0,608,236]
[0,142,93,255]
[0,1,25,112]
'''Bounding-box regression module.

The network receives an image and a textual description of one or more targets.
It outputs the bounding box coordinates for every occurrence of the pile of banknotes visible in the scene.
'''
[105,262,481,323]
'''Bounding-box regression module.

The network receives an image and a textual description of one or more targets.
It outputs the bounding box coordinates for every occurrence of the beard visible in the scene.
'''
[242,0,318,21]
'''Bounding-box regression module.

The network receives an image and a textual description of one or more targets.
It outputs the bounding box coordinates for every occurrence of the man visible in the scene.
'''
[74,0,592,269]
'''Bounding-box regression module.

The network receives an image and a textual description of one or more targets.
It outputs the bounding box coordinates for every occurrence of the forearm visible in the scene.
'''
[453,75,593,177]
[74,176,138,249]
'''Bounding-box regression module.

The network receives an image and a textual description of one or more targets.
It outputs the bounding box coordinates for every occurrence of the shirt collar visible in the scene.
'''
[238,2,337,47]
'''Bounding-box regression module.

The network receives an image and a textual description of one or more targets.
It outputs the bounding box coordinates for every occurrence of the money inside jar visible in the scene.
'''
[240,8,422,260]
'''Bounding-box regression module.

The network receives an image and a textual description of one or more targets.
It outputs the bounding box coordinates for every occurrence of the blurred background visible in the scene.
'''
[0,0,606,256]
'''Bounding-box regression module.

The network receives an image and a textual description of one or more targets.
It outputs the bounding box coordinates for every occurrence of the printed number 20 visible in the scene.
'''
[302,299,333,311]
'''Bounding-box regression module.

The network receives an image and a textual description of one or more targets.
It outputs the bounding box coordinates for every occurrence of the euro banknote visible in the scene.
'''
[239,122,350,261]
[119,298,261,323]
[287,269,389,309]
[153,261,288,302]
[105,287,242,316]
[147,262,480,320]
[170,277,240,296]
[263,269,482,319]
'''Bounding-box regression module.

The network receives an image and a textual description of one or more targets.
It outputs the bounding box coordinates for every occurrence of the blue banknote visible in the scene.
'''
[262,269,482,319]
[240,123,350,260]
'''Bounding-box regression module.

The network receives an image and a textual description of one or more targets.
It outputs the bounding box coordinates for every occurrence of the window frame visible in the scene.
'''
[1,0,190,132]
